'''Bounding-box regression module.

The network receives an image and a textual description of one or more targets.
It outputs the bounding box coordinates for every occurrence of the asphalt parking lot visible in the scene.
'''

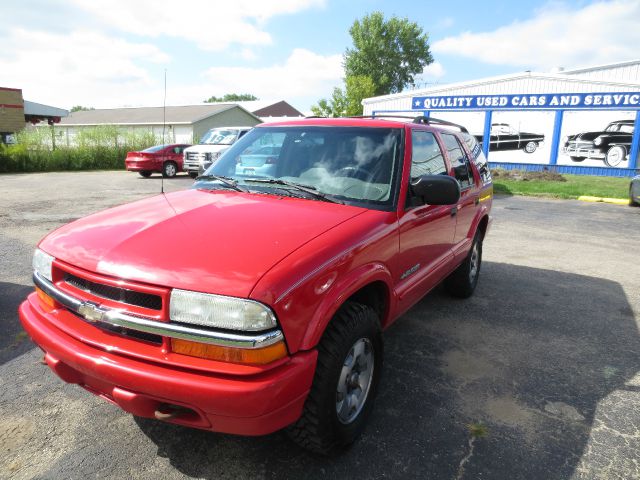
[1,171,639,479]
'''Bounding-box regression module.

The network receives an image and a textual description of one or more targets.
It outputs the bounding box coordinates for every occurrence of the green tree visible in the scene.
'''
[310,87,347,117]
[344,12,433,95]
[70,105,95,112]
[204,93,258,103]
[311,75,375,117]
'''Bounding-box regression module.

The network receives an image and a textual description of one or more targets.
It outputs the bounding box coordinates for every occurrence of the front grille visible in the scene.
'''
[65,273,162,310]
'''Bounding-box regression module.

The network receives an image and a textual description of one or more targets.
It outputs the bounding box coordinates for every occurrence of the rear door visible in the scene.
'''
[396,128,457,309]
[439,132,479,260]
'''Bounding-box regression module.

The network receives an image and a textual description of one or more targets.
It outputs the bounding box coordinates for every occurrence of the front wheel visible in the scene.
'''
[569,156,584,162]
[445,231,483,298]
[604,146,627,167]
[287,302,382,455]
[188,171,198,179]
[523,141,537,153]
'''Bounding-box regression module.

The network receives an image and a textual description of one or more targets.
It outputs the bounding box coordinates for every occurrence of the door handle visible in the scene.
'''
[450,207,457,217]
[474,196,480,205]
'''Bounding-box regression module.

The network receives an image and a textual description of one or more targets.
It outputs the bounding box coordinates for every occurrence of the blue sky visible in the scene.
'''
[2,0,639,113]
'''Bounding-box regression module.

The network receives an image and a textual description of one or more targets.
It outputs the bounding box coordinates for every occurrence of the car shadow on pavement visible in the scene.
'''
[131,262,639,478]
[0,282,35,366]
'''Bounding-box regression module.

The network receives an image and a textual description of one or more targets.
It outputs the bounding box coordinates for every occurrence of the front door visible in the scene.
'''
[397,129,457,310]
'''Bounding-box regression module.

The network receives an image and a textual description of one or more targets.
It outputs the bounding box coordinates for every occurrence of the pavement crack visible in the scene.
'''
[455,436,476,480]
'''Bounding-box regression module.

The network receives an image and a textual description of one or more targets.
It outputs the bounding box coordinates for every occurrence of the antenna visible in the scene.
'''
[161,69,167,194]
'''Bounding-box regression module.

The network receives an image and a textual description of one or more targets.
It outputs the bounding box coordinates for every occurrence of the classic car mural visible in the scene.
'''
[562,119,634,167]
[474,123,545,153]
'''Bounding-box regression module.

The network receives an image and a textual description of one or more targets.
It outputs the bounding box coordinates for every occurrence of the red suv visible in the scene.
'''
[20,116,492,454]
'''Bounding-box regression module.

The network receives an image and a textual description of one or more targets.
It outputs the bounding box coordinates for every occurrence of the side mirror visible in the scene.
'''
[410,175,461,205]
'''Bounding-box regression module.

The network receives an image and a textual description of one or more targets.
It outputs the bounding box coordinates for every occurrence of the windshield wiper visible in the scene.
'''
[195,175,247,192]
[244,178,344,204]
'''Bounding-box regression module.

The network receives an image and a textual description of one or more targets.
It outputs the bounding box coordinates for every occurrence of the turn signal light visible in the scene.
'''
[36,287,57,311]
[170,338,288,365]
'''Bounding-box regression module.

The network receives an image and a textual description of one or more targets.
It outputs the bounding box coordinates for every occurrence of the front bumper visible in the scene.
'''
[562,145,605,159]
[19,293,317,435]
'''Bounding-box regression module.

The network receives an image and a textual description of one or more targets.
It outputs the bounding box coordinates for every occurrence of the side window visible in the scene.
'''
[410,130,447,179]
[441,133,473,189]
[461,133,492,184]
[238,130,249,138]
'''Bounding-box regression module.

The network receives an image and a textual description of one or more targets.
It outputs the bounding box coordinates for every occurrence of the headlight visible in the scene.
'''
[594,137,603,146]
[170,289,277,331]
[562,136,568,144]
[33,248,54,282]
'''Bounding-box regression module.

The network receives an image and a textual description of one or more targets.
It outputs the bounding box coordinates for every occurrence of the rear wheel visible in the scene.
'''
[163,161,178,178]
[445,231,483,298]
[287,302,382,455]
[523,141,537,153]
[138,171,152,178]
[604,146,626,167]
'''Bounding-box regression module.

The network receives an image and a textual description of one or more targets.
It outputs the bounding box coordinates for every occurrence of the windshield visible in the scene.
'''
[200,129,239,145]
[196,126,403,210]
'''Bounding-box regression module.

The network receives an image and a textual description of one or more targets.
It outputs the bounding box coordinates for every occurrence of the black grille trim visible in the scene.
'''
[64,273,162,310]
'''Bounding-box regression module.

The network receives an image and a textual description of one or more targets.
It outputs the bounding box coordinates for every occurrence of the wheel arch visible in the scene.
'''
[299,265,394,351]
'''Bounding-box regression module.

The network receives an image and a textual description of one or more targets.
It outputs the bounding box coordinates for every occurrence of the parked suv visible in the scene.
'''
[20,116,492,454]
[182,126,253,178]
[563,119,634,167]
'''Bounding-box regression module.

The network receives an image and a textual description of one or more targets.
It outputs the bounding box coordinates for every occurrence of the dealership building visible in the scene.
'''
[363,60,640,176]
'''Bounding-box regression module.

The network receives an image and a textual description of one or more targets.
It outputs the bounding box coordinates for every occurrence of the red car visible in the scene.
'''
[125,144,191,178]
[20,117,492,454]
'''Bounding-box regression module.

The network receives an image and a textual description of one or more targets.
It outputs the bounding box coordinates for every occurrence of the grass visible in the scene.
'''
[492,170,630,200]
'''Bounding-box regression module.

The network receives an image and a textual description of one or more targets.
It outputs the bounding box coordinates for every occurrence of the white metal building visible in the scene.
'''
[362,60,640,175]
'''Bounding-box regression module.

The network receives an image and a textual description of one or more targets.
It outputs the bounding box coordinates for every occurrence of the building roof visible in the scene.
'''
[24,101,68,118]
[58,104,260,126]
[363,69,640,106]
[206,100,304,118]
[563,59,640,75]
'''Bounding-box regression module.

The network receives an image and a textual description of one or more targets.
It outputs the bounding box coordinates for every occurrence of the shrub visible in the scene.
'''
[0,126,162,173]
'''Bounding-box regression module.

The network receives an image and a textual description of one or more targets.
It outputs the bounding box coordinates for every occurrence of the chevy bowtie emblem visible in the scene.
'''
[78,302,105,323]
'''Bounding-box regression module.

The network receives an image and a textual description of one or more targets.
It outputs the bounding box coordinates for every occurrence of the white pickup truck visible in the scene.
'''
[182,126,253,178]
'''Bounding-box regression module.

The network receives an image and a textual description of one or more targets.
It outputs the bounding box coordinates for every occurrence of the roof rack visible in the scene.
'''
[303,114,469,133]
[347,114,469,133]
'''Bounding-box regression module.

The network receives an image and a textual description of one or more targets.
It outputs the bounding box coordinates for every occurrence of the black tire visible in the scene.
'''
[287,302,382,455]
[188,171,198,179]
[163,161,178,178]
[444,230,483,298]
[630,187,640,207]
[138,171,152,178]
[569,156,584,162]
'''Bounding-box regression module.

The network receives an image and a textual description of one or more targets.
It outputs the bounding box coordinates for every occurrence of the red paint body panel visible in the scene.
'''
[39,190,365,297]
[19,295,317,435]
[21,117,493,436]
[124,144,189,173]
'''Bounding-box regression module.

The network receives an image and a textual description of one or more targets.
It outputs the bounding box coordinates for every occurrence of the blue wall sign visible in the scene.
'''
[412,92,640,111]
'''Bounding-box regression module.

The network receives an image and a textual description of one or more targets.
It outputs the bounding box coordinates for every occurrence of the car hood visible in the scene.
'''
[39,190,366,297]
[571,132,603,142]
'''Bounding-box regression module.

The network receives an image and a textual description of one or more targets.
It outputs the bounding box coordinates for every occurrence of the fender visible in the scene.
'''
[299,262,396,351]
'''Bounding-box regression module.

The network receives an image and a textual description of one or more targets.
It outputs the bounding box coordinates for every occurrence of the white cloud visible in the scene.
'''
[0,28,169,108]
[432,0,640,70]
[421,61,446,79]
[200,48,343,100]
[70,0,326,51]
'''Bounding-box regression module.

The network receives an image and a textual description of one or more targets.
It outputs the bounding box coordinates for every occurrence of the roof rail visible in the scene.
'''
[347,114,469,133]
[411,116,469,133]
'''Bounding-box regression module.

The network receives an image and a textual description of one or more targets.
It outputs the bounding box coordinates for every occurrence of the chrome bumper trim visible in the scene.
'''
[33,272,283,349]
